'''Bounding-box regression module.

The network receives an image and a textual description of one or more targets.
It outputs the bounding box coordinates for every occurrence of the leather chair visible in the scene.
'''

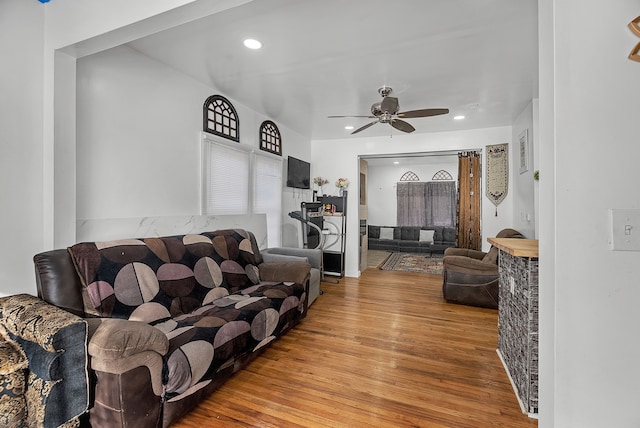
[442,228,524,309]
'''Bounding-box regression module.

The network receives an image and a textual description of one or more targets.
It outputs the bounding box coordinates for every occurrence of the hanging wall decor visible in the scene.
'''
[486,143,509,216]
[629,16,640,62]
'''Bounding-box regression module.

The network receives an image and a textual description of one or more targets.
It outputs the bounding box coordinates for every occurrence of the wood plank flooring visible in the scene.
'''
[171,269,538,428]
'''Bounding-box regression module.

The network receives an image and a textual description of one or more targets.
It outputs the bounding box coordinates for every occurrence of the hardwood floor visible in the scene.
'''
[171,269,538,428]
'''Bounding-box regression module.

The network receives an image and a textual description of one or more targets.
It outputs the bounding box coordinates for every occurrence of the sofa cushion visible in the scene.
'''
[261,252,308,264]
[443,227,457,243]
[399,227,418,241]
[68,229,261,320]
[160,280,306,400]
[419,229,435,243]
[0,334,27,427]
[368,225,380,239]
[432,227,443,242]
[379,227,394,240]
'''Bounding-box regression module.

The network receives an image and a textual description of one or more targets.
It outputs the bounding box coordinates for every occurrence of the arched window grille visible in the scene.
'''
[203,95,239,142]
[259,120,282,155]
[399,171,420,181]
[432,169,453,180]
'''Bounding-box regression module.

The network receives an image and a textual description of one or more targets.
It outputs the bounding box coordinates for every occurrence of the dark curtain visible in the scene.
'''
[457,151,481,250]
[425,181,457,227]
[397,182,427,226]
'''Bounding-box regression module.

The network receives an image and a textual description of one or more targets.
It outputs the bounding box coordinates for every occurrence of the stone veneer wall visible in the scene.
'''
[497,250,539,414]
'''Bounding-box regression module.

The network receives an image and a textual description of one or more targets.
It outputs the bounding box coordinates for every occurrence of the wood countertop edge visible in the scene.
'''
[487,238,539,258]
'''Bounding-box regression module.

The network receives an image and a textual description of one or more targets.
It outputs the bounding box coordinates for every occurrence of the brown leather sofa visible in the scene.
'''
[29,229,310,428]
[442,228,524,309]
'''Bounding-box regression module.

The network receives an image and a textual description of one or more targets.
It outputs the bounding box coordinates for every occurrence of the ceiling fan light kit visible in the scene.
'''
[329,86,449,135]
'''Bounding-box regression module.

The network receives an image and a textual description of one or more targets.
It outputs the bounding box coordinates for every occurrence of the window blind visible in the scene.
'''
[203,140,250,215]
[202,135,283,247]
[253,153,283,247]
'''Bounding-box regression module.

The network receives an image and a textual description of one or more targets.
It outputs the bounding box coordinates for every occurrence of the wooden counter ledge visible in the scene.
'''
[487,238,538,258]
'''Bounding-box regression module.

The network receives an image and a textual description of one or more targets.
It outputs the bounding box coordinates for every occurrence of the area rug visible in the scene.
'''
[379,252,443,274]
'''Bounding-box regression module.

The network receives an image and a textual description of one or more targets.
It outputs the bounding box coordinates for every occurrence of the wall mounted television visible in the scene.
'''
[286,156,311,189]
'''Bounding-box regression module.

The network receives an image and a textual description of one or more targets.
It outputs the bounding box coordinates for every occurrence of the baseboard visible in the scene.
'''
[496,349,539,419]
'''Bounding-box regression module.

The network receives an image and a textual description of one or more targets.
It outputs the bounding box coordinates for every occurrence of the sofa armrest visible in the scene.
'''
[86,318,168,398]
[0,293,89,428]
[444,248,487,260]
[259,261,311,287]
[443,255,498,275]
[262,247,322,270]
[86,318,168,360]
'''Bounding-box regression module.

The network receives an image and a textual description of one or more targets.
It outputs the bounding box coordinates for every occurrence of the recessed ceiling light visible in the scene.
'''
[345,126,354,130]
[393,161,400,165]
[243,39,262,50]
[454,115,465,120]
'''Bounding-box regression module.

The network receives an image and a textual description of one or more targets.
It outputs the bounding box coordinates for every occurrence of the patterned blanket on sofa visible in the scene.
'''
[68,229,307,401]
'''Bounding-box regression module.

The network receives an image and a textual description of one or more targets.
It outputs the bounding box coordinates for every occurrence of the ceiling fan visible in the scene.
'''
[329,86,449,135]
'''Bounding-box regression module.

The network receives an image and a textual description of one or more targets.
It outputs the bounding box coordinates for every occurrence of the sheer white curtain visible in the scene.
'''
[425,181,457,227]
[397,181,456,227]
[397,182,427,226]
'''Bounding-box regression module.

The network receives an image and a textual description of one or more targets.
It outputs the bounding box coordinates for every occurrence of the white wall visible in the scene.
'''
[512,101,536,238]
[0,0,44,297]
[45,0,252,53]
[77,44,310,246]
[539,1,640,426]
[44,0,255,249]
[366,157,458,226]
[77,45,208,219]
[311,126,515,277]
[0,0,256,295]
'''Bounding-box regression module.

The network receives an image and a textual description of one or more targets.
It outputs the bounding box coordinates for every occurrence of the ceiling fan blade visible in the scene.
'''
[380,96,399,114]
[328,115,376,119]
[391,119,415,133]
[397,108,449,118]
[351,120,379,134]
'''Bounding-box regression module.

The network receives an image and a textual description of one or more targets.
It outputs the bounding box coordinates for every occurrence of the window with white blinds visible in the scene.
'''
[203,140,250,215]
[253,154,282,247]
[202,134,283,246]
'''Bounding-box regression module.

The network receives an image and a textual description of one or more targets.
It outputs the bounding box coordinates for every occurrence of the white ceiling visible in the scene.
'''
[127,0,538,141]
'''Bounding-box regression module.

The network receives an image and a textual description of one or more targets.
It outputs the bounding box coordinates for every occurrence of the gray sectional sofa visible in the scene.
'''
[368,225,457,255]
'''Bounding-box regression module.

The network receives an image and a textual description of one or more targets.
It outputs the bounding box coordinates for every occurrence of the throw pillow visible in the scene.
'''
[419,229,435,243]
[379,227,394,240]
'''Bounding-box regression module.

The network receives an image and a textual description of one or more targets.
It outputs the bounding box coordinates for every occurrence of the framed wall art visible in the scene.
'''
[519,129,529,174]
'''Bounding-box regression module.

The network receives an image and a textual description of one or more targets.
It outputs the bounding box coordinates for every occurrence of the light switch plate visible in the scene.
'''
[609,209,640,251]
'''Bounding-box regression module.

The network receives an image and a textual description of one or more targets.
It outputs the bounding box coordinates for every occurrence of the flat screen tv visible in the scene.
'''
[286,156,311,189]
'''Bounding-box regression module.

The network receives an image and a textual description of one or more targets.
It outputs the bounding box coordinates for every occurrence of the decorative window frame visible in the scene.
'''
[203,95,240,142]
[399,171,420,181]
[432,170,453,181]
[259,120,282,156]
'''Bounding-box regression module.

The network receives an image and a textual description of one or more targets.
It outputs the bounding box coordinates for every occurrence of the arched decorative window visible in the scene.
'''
[432,169,453,180]
[259,120,282,155]
[203,95,239,142]
[399,171,420,181]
